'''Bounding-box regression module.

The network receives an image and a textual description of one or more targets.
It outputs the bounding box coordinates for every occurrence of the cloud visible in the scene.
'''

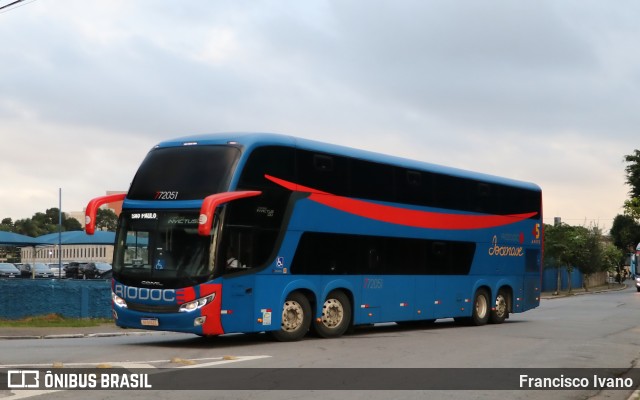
[0,0,637,232]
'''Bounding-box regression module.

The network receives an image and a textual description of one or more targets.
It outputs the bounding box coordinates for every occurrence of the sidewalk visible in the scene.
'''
[541,283,627,299]
[0,323,155,340]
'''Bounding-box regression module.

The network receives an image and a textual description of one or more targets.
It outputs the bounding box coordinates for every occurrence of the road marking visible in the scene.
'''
[1,390,62,400]
[178,355,271,368]
[0,355,271,369]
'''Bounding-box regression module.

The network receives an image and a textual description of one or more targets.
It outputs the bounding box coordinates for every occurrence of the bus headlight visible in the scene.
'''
[179,294,215,312]
[112,292,127,308]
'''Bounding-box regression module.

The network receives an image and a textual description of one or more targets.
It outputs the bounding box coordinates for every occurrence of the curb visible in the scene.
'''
[0,331,158,340]
[541,284,628,300]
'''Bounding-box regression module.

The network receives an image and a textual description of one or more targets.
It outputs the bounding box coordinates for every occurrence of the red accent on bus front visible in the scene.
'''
[176,287,196,304]
[198,191,262,236]
[85,193,127,235]
[265,174,537,230]
[199,283,224,335]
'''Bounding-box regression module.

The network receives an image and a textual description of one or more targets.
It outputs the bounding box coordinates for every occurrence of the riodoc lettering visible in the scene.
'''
[113,283,176,303]
[488,236,524,257]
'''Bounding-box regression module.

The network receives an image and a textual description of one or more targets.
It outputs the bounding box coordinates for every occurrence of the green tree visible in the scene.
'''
[623,198,640,222]
[96,208,118,231]
[544,223,574,294]
[13,218,42,237]
[624,149,640,198]
[602,242,624,276]
[0,218,12,232]
[64,217,82,231]
[622,149,640,222]
[544,223,610,293]
[572,226,608,290]
[610,214,640,251]
[611,149,640,258]
[9,208,82,237]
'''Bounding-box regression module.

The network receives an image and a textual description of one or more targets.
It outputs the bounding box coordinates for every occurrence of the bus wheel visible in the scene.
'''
[271,292,311,342]
[490,290,509,324]
[471,289,490,326]
[316,291,351,338]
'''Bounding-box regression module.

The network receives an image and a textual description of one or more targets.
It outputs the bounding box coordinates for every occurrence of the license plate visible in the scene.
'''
[141,318,159,327]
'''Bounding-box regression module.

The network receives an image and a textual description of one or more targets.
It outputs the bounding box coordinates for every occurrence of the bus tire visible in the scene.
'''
[315,290,351,338]
[471,288,490,326]
[271,292,311,342]
[489,289,509,324]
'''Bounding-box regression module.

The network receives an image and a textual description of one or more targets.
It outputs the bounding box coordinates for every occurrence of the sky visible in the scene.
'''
[0,0,638,232]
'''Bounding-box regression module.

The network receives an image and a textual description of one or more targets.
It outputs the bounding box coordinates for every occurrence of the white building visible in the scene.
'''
[21,243,113,264]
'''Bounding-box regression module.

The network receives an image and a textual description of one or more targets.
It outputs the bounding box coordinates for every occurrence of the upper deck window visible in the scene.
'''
[128,145,240,200]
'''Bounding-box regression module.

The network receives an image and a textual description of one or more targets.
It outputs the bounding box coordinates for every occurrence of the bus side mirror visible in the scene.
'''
[85,193,126,235]
[198,191,262,236]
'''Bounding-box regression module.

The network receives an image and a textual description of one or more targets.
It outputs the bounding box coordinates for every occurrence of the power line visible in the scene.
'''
[0,0,26,11]
[0,0,38,14]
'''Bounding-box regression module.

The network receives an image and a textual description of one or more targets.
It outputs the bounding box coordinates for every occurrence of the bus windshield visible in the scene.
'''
[113,212,217,288]
[127,145,240,201]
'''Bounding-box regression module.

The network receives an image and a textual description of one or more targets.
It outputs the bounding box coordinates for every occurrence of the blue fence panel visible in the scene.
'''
[542,266,583,292]
[0,279,111,319]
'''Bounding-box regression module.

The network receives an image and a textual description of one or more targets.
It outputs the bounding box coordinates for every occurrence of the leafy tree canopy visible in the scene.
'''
[96,208,118,231]
[612,149,640,253]
[610,214,640,251]
[1,208,82,237]
[544,223,617,274]
[624,149,640,199]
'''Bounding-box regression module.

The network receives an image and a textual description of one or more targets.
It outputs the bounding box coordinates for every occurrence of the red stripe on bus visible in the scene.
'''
[265,174,537,230]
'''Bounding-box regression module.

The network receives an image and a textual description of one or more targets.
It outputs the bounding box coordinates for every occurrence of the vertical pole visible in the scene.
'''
[58,188,62,278]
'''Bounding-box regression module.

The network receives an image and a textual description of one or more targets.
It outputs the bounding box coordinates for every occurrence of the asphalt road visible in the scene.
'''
[1,285,639,400]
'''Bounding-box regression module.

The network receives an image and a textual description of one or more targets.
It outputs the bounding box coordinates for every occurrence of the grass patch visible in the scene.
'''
[0,314,112,328]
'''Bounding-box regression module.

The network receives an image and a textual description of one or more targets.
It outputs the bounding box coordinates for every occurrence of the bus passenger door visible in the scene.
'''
[220,275,255,333]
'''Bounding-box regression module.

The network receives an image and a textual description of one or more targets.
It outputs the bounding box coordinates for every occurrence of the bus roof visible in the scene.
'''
[154,132,541,192]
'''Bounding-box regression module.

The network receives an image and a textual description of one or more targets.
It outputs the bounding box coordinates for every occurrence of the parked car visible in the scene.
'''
[64,262,83,279]
[48,263,68,278]
[13,263,25,273]
[15,263,31,278]
[80,262,112,279]
[0,263,20,278]
[18,263,55,278]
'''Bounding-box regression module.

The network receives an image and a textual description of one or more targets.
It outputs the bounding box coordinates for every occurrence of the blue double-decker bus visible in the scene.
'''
[86,133,542,341]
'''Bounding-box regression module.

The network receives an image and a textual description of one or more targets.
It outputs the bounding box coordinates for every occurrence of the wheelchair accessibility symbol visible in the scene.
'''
[276,257,285,268]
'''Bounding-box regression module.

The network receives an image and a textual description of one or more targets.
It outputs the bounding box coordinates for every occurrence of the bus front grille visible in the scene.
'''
[126,302,180,313]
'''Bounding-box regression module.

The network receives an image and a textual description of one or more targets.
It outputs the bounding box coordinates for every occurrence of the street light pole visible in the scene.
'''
[58,188,62,278]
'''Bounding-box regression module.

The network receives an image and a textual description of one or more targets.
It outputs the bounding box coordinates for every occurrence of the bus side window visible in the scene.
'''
[406,170,421,186]
[475,183,492,213]
[297,150,349,195]
[368,248,380,271]
[314,154,334,172]
[430,241,449,275]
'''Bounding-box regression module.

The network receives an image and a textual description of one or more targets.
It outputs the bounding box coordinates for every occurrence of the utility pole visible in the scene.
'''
[58,188,62,278]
